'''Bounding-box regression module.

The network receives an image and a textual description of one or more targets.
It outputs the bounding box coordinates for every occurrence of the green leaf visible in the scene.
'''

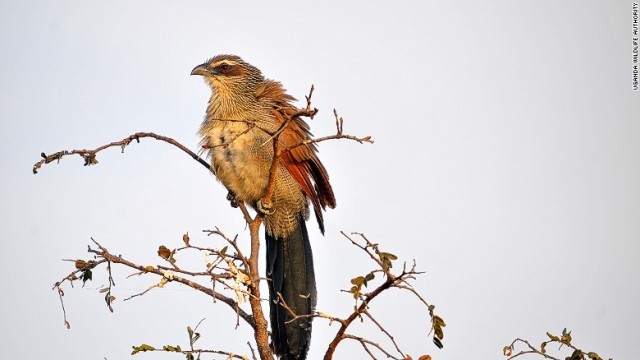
[561,330,572,345]
[131,344,156,355]
[382,260,391,272]
[163,345,181,352]
[365,272,375,281]
[188,325,200,346]
[546,332,560,341]
[434,325,443,340]
[433,315,446,327]
[381,252,398,260]
[587,352,602,360]
[569,349,582,360]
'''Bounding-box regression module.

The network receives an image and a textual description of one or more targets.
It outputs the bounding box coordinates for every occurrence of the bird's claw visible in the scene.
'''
[226,191,239,208]
[257,199,275,215]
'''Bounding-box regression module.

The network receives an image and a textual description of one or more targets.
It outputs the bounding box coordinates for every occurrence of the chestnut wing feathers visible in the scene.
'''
[256,80,336,233]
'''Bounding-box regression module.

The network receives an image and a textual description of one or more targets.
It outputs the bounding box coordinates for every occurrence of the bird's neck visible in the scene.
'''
[206,85,259,122]
[207,79,266,120]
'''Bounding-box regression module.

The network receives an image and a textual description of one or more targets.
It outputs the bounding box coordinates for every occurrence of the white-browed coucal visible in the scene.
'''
[191,55,335,359]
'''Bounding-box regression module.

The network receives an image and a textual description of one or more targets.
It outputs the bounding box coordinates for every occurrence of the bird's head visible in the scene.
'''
[191,54,263,97]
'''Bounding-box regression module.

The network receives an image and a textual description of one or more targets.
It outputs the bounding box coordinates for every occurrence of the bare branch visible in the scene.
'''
[55,286,70,329]
[343,334,403,360]
[247,341,258,360]
[363,309,406,358]
[245,217,272,359]
[33,132,211,174]
[54,238,256,329]
[323,232,442,360]
[504,331,611,360]
[208,121,257,150]
[131,346,249,359]
[323,263,402,359]
[283,109,373,156]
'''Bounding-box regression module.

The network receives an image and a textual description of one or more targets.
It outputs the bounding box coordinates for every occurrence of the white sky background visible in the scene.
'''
[1,1,638,359]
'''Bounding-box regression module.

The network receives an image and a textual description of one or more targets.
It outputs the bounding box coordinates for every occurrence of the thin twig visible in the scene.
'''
[506,338,559,360]
[363,309,405,358]
[209,122,257,150]
[340,231,385,270]
[247,341,258,360]
[137,347,249,359]
[81,239,256,329]
[56,286,70,329]
[33,132,211,174]
[323,273,399,359]
[343,334,403,360]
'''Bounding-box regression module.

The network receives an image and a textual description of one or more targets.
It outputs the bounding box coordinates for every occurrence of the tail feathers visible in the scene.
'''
[266,217,316,359]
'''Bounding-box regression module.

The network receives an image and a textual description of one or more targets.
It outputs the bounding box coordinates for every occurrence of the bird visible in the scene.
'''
[191,54,336,359]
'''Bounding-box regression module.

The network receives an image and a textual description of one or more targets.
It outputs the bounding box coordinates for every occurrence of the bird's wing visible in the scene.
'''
[256,80,336,233]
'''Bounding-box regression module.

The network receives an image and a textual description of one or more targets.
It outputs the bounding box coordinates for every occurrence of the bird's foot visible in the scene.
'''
[226,191,239,208]
[257,199,275,215]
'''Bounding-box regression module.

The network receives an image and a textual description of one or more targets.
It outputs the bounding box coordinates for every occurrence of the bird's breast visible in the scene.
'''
[204,120,272,204]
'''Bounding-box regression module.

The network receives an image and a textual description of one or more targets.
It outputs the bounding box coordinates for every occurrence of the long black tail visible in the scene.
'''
[266,216,317,359]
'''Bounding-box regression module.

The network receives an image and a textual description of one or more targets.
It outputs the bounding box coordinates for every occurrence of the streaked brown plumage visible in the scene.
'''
[191,54,335,359]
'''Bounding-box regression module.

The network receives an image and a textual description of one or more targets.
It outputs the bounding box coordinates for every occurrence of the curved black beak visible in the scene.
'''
[190,63,209,76]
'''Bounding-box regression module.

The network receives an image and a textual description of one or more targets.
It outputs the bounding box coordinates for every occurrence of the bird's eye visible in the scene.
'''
[217,64,231,73]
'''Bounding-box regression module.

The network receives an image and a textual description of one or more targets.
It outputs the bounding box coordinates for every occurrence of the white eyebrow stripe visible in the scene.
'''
[212,60,239,67]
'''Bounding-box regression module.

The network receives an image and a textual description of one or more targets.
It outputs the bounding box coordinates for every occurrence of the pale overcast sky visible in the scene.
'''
[1,1,638,359]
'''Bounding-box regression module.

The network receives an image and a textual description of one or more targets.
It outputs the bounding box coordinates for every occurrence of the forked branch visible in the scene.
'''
[319,232,443,360]
[503,329,610,360]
